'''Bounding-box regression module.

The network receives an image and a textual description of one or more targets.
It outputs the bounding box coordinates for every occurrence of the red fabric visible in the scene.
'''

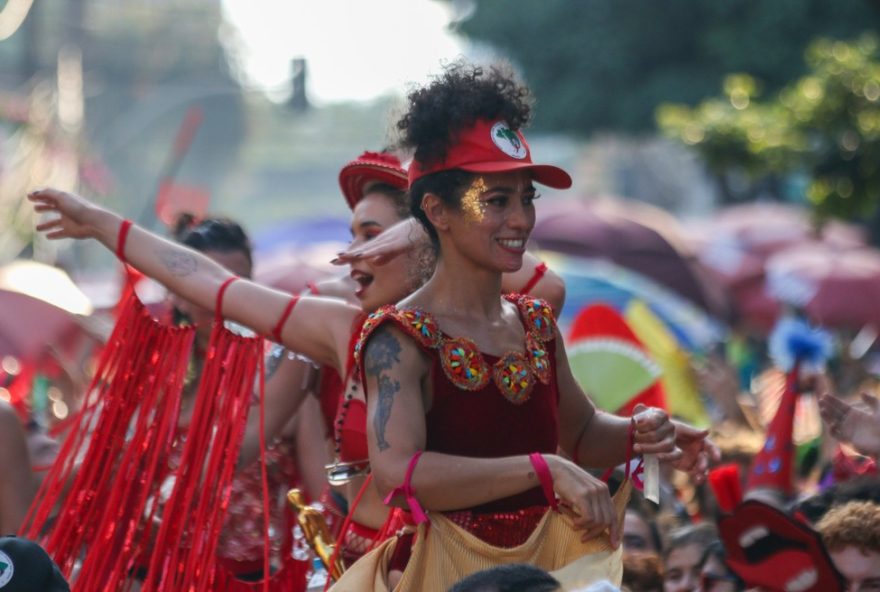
[338,398,368,463]
[357,296,559,514]
[746,366,799,495]
[407,119,571,189]
[317,367,343,435]
[707,463,743,514]
[20,291,196,587]
[139,323,263,592]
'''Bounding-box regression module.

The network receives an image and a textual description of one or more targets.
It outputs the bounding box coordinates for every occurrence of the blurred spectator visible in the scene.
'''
[0,401,35,534]
[819,391,880,460]
[624,497,662,554]
[622,551,664,592]
[795,475,880,524]
[662,523,718,592]
[696,540,743,592]
[447,563,560,592]
[816,500,880,589]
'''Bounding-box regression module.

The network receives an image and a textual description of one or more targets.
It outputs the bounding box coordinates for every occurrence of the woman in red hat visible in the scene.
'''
[27,63,714,589]
[236,149,566,568]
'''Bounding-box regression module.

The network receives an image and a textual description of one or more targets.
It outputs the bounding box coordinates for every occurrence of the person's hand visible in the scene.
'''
[819,392,880,459]
[331,217,427,266]
[28,188,107,240]
[631,403,681,462]
[548,455,620,548]
[670,420,721,484]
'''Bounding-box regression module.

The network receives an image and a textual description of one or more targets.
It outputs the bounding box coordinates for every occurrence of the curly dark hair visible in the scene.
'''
[396,61,532,168]
[396,61,532,246]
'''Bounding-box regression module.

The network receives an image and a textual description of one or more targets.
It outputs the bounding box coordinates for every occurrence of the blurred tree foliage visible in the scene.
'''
[658,35,880,239]
[452,0,880,134]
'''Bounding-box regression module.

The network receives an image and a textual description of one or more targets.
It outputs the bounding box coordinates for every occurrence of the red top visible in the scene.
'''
[356,294,559,513]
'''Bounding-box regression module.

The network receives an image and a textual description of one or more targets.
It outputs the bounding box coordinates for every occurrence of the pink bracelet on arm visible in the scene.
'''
[383,450,428,524]
[529,452,558,511]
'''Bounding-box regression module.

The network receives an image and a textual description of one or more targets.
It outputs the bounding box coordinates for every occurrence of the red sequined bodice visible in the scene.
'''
[356,295,560,514]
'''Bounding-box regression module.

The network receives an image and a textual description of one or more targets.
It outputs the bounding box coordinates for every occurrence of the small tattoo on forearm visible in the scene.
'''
[158,249,198,277]
[365,328,402,452]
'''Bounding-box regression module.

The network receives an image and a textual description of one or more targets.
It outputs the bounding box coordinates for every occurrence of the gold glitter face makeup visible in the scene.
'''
[460,177,488,223]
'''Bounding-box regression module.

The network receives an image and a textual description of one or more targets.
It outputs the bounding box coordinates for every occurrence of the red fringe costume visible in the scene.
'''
[21,263,308,591]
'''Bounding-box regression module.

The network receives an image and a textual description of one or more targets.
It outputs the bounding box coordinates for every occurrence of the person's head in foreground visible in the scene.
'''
[0,535,70,591]
[817,500,880,592]
[447,563,561,592]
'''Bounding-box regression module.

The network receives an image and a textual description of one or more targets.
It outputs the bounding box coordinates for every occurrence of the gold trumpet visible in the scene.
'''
[287,488,345,580]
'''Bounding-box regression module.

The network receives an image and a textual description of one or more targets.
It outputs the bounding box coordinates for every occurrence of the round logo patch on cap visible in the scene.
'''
[0,550,13,588]
[490,122,527,159]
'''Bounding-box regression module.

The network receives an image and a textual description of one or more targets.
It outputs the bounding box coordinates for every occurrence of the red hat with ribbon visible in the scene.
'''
[338,151,408,210]
[407,119,572,189]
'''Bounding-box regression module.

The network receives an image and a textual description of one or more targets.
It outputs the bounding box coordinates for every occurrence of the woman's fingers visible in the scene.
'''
[35,219,62,232]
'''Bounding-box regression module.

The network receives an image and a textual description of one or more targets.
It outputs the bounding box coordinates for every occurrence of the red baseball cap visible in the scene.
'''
[338,151,408,210]
[407,119,572,189]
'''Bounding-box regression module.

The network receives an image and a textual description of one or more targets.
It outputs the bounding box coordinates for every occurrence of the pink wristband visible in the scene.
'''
[529,452,558,511]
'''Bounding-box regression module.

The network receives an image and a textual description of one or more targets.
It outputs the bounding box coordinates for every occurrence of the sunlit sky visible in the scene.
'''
[221,0,467,103]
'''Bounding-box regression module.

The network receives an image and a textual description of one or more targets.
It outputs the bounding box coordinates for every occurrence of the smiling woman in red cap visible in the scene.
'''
[26,62,714,590]
[234,148,567,571]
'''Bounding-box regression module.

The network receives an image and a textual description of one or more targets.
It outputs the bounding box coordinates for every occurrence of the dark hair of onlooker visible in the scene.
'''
[794,475,880,524]
[447,563,560,592]
[698,540,746,591]
[173,213,253,266]
[661,522,719,562]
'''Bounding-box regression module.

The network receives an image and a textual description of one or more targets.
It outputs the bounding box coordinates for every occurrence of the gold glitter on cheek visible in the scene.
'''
[461,177,488,223]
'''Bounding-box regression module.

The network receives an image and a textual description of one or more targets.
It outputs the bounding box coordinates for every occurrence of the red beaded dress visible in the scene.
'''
[354,294,559,547]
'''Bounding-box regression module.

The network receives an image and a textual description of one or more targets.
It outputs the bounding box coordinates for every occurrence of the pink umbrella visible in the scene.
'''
[0,289,80,360]
[766,243,880,329]
[711,202,865,257]
[532,198,730,319]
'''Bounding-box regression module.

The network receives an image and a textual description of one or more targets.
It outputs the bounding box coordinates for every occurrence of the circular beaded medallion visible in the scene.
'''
[519,297,555,342]
[440,338,490,391]
[398,309,442,348]
[493,351,535,405]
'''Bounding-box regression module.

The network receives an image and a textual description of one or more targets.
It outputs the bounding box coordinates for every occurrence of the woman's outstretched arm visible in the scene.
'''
[29,188,359,371]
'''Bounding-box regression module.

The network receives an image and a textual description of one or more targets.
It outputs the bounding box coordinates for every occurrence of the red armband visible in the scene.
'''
[116,219,133,262]
[270,295,300,343]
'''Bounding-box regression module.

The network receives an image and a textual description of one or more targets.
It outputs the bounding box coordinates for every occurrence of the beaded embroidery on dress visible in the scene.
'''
[354,295,555,405]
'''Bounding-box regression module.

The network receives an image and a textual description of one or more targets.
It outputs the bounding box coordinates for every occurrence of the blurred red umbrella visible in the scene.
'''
[711,202,865,257]
[766,243,880,329]
[532,198,730,319]
[0,289,81,361]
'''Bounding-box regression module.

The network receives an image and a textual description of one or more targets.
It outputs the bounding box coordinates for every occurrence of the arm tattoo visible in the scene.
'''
[365,328,402,452]
[158,249,198,277]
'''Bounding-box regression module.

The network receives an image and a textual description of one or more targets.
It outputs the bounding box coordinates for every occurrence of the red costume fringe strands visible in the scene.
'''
[20,288,195,589]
